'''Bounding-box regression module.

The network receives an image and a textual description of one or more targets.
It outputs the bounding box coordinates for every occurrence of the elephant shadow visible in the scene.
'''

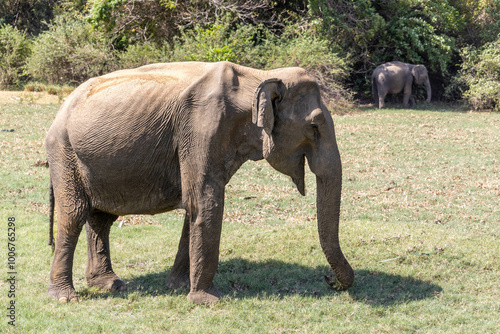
[81,259,442,306]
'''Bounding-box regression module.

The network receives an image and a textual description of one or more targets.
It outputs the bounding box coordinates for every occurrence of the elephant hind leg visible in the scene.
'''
[376,83,386,109]
[48,190,88,302]
[378,95,386,109]
[403,79,413,108]
[85,211,126,292]
[48,217,83,302]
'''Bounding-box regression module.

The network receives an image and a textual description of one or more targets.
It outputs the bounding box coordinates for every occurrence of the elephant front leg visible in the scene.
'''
[186,192,225,304]
[378,96,385,109]
[166,215,191,289]
[403,79,413,108]
[85,212,126,292]
[377,86,386,108]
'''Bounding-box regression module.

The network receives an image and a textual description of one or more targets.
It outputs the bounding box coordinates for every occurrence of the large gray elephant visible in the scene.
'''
[372,61,431,108]
[45,61,354,304]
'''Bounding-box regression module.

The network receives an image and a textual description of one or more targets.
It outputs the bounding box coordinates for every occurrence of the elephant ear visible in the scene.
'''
[252,78,286,158]
[411,65,427,84]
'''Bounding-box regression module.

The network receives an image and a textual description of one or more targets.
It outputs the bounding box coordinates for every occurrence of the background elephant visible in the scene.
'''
[372,61,432,108]
[45,61,354,304]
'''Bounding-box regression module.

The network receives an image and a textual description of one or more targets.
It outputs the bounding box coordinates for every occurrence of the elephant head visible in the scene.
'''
[251,70,354,290]
[412,65,432,103]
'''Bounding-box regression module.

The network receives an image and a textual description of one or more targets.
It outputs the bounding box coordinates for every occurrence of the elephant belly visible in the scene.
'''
[77,157,183,215]
[388,87,404,94]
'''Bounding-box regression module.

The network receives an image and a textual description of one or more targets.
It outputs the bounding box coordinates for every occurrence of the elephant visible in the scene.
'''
[372,61,431,108]
[45,61,354,304]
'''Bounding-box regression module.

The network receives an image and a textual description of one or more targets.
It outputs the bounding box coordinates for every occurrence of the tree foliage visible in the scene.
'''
[0,24,31,88]
[0,0,58,35]
[85,0,299,48]
[309,0,461,74]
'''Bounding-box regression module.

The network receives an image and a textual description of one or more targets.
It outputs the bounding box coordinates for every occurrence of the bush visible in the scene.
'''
[119,43,167,69]
[456,41,500,110]
[0,25,31,89]
[170,21,243,63]
[24,82,46,92]
[25,16,115,85]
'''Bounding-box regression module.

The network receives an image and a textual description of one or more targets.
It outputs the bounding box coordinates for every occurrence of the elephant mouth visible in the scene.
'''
[291,155,305,195]
[266,150,306,196]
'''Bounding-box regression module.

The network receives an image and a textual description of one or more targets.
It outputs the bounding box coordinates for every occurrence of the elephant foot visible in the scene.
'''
[187,286,223,304]
[48,284,79,303]
[166,273,190,290]
[87,273,127,292]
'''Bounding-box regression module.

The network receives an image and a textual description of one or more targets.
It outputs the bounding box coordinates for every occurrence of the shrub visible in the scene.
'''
[170,20,274,68]
[119,43,167,69]
[24,82,46,92]
[457,41,500,110]
[46,85,59,95]
[170,21,241,63]
[465,79,500,110]
[0,25,31,89]
[25,15,115,85]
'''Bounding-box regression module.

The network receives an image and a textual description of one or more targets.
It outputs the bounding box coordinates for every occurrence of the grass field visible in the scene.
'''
[0,101,499,333]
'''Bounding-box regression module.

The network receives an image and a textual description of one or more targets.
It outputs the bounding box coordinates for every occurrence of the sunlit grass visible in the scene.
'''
[0,103,498,333]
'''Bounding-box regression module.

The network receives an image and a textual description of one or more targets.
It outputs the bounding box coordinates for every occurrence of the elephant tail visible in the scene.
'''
[48,178,55,250]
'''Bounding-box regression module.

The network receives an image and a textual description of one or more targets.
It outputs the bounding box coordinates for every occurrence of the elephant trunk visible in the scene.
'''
[316,165,354,290]
[425,79,432,103]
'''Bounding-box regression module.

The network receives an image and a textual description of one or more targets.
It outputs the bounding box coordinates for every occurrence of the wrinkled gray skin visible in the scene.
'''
[372,61,432,108]
[45,61,354,304]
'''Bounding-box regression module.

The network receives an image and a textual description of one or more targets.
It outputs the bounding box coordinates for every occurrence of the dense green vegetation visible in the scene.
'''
[2,0,500,109]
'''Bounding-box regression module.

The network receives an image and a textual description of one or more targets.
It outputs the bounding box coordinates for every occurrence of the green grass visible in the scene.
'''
[1,102,499,333]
